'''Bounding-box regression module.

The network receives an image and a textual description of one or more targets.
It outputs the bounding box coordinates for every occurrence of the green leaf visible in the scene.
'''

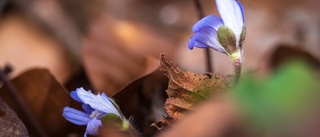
[234,60,318,130]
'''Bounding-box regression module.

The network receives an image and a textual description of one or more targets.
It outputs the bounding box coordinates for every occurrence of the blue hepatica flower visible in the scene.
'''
[63,88,123,137]
[189,0,246,61]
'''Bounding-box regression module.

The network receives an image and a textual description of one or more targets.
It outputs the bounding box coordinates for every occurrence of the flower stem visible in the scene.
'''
[205,49,213,72]
[233,59,242,86]
[193,0,214,72]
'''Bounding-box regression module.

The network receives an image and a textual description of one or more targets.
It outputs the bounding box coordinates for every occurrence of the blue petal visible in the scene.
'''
[237,1,245,23]
[188,36,197,50]
[86,117,102,136]
[189,35,211,50]
[63,107,91,125]
[216,0,244,41]
[82,104,95,114]
[76,90,122,117]
[194,41,212,48]
[192,15,223,32]
[189,27,227,54]
[70,88,84,102]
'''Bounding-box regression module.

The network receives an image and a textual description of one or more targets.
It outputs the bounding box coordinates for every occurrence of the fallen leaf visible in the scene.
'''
[82,19,147,95]
[0,98,29,137]
[64,68,96,93]
[156,97,239,137]
[112,56,167,136]
[0,68,71,137]
[152,54,229,129]
[268,44,320,70]
[82,16,177,95]
[257,44,320,75]
[0,11,77,84]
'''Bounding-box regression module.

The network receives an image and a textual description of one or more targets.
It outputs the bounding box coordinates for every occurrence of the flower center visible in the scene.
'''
[90,110,102,119]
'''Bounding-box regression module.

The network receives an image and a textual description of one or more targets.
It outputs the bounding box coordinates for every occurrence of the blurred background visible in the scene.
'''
[0,0,320,94]
[1,0,320,137]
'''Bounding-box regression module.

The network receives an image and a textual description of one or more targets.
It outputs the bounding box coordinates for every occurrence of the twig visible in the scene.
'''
[0,0,7,17]
[0,66,49,137]
[3,65,12,75]
[193,0,213,72]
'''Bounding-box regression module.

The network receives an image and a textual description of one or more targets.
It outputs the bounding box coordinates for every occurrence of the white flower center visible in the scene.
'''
[90,110,102,119]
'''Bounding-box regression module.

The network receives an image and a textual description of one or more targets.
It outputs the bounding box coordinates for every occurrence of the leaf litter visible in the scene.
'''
[152,54,229,130]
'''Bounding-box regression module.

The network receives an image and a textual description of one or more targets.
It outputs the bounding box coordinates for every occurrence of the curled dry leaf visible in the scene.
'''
[112,56,167,136]
[0,98,29,137]
[82,16,177,95]
[258,44,320,75]
[152,54,229,130]
[82,18,147,95]
[268,44,320,70]
[0,69,71,137]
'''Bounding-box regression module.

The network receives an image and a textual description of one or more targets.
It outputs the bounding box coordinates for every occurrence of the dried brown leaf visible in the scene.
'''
[156,97,240,137]
[152,54,229,129]
[258,44,320,75]
[112,56,167,136]
[82,17,176,95]
[83,19,147,95]
[0,69,71,136]
[0,12,76,83]
[268,44,320,70]
[0,98,29,137]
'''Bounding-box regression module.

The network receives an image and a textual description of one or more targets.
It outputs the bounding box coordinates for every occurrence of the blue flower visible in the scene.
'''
[189,0,245,61]
[63,88,122,137]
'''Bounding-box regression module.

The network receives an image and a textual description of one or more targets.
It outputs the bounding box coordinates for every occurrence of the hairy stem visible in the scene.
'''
[193,0,213,72]
[233,59,242,86]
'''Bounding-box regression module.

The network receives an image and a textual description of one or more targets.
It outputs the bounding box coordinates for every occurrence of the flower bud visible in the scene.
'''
[217,25,237,54]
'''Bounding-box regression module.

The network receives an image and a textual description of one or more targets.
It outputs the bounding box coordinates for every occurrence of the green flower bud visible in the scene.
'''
[217,25,237,54]
[100,113,129,131]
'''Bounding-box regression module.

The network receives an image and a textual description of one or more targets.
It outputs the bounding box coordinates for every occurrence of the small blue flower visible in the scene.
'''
[189,0,245,61]
[63,88,122,137]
